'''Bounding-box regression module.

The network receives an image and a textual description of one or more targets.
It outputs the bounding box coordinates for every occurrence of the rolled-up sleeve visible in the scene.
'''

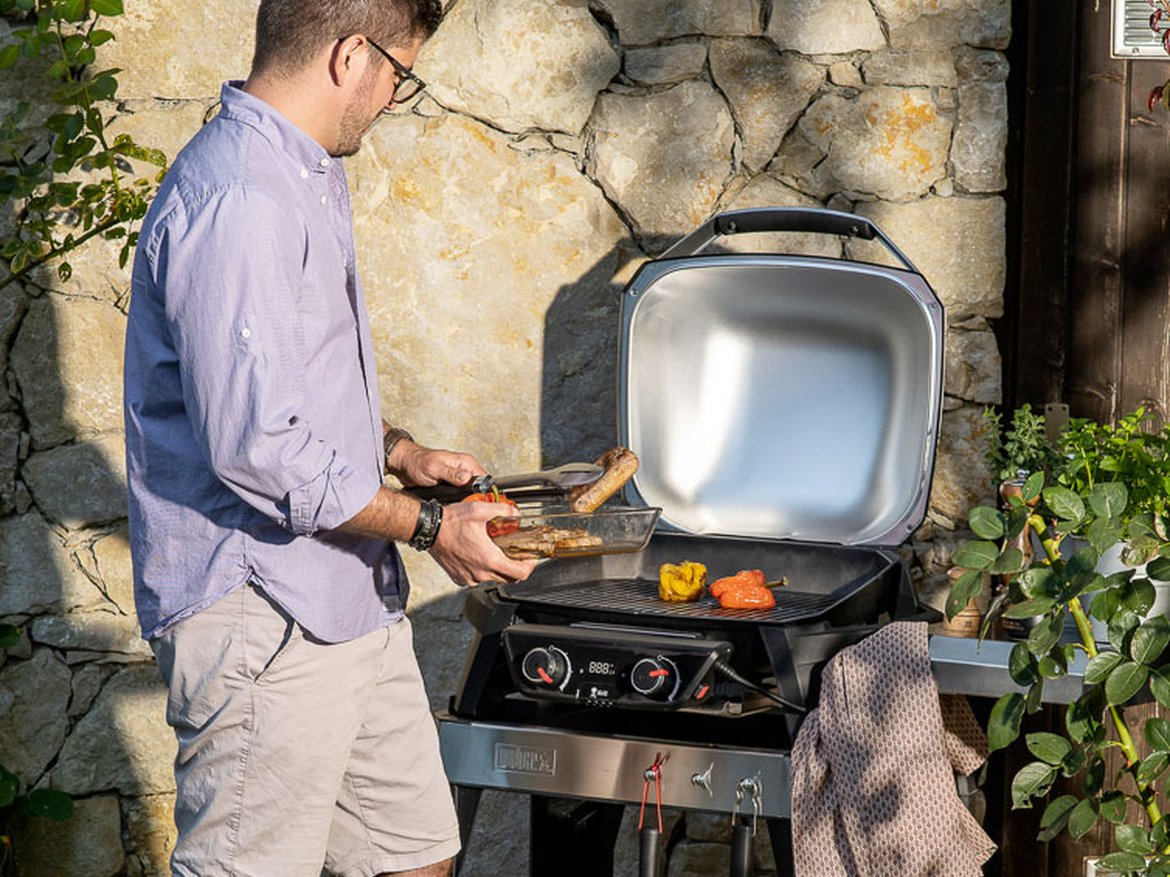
[156,184,380,535]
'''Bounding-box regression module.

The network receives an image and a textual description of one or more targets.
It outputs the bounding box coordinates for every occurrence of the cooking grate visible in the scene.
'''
[501,577,838,625]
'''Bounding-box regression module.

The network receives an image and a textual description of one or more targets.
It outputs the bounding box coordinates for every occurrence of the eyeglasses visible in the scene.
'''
[364,36,427,108]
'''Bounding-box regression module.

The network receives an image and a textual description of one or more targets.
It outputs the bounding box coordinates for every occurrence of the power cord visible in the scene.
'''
[713,659,808,714]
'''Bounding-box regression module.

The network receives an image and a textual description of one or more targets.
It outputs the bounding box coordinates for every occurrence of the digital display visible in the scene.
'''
[586,660,617,677]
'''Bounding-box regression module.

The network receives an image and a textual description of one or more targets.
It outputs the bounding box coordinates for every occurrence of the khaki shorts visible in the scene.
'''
[152,583,460,877]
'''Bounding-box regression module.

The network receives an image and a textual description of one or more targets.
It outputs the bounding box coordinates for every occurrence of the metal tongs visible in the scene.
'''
[403,462,603,505]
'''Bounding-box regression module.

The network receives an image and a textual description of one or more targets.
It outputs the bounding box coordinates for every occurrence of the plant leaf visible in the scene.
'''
[1090,587,1122,626]
[952,540,1000,571]
[1116,823,1155,855]
[1132,615,1170,666]
[1044,486,1085,522]
[1004,598,1057,619]
[1148,555,1170,581]
[1037,794,1078,841]
[945,569,983,620]
[1105,661,1149,706]
[989,547,1027,575]
[1067,796,1099,837]
[1089,482,1128,520]
[1152,666,1170,709]
[0,622,20,649]
[1020,566,1061,599]
[1109,609,1142,653]
[1084,756,1106,795]
[989,691,1026,752]
[0,765,18,807]
[969,506,1006,540]
[1100,790,1129,824]
[1084,651,1124,685]
[1098,852,1148,873]
[1146,716,1170,751]
[1122,577,1157,616]
[1137,751,1170,785]
[1009,642,1040,686]
[1026,732,1072,766]
[22,788,73,822]
[1011,761,1057,809]
[1027,611,1064,656]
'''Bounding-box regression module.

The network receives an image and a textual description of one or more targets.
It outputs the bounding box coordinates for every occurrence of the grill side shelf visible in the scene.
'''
[929,636,1088,704]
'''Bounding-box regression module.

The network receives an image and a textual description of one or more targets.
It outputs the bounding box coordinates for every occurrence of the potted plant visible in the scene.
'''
[947,408,1170,876]
[976,404,1065,639]
[983,403,1066,489]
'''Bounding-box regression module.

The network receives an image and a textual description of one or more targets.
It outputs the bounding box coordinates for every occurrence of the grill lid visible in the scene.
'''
[618,208,945,547]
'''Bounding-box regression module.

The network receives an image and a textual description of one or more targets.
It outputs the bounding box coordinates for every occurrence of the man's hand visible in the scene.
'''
[389,439,483,489]
[429,500,538,586]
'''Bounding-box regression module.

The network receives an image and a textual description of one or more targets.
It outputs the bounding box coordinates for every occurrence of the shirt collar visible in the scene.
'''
[217,80,336,175]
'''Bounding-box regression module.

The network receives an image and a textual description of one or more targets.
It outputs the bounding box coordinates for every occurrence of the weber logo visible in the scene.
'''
[494,743,556,776]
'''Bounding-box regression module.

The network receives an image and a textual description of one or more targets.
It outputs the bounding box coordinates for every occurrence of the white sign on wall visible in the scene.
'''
[1112,0,1170,58]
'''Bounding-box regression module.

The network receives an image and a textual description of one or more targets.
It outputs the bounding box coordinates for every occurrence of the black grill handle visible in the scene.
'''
[659,207,920,273]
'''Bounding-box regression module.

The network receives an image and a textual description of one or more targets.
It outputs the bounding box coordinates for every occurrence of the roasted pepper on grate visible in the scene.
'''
[710,568,779,609]
[658,561,707,602]
[709,569,766,599]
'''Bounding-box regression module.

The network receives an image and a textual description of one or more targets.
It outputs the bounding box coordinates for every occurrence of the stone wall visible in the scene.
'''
[0,0,1009,874]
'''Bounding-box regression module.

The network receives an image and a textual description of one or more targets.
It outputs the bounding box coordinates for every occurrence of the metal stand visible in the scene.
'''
[639,826,661,877]
[530,796,625,877]
[450,786,482,876]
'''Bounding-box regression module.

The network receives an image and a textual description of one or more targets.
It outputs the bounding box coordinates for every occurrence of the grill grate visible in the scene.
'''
[502,577,839,626]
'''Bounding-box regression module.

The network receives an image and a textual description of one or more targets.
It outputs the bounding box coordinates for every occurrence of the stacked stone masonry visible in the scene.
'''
[0,0,1009,874]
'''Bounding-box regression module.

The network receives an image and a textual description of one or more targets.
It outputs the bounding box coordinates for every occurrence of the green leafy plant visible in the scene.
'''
[983,403,1065,485]
[1060,408,1170,541]
[0,0,167,292]
[949,410,1170,877]
[0,624,73,876]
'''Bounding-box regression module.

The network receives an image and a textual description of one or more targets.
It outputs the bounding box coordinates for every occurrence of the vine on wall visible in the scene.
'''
[0,0,166,293]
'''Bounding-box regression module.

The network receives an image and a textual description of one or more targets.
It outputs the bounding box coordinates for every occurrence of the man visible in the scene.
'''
[123,2,536,875]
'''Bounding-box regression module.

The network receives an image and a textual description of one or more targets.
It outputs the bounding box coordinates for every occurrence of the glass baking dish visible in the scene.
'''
[489,507,661,559]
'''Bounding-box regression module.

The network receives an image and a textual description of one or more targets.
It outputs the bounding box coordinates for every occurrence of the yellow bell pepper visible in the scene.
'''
[658,561,707,603]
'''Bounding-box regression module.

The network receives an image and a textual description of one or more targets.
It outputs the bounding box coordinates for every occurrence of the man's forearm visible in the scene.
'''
[338,484,420,543]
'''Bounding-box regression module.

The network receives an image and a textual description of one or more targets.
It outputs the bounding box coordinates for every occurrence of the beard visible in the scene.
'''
[333,67,382,157]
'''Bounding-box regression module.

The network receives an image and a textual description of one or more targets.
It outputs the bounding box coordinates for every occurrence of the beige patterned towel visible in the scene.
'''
[791,622,997,877]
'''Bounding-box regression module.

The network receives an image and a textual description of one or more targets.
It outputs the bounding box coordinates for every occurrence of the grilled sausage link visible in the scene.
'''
[567,447,639,513]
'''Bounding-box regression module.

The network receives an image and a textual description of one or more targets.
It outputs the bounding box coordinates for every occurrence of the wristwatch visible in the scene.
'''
[384,426,414,469]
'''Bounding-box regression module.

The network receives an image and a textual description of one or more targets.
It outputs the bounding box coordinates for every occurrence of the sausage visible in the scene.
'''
[567,447,639,513]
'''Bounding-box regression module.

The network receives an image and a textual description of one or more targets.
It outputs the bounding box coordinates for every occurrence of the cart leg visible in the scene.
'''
[451,785,482,877]
[639,825,661,877]
[766,818,795,877]
[730,818,754,877]
[530,795,624,877]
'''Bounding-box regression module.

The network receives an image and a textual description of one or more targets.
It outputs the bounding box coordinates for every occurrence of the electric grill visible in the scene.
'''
[436,208,981,875]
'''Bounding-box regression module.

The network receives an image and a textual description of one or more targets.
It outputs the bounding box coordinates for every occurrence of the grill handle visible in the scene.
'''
[659,207,920,274]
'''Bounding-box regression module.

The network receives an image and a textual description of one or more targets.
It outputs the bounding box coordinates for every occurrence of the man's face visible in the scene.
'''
[333,36,423,157]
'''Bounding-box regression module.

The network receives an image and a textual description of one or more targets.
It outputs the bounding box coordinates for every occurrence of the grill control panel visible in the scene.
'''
[501,624,732,710]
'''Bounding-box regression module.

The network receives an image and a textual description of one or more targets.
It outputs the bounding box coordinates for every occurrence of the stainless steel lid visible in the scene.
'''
[617,207,945,547]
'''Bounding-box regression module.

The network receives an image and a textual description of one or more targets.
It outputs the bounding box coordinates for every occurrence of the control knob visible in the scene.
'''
[521,646,570,688]
[630,656,679,698]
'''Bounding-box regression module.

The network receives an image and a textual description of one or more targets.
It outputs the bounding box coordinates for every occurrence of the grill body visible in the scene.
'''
[438,209,949,875]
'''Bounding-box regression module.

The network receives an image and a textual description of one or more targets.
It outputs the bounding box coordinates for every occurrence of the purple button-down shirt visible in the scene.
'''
[124,82,406,643]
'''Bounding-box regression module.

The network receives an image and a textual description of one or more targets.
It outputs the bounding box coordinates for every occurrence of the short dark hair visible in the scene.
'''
[251,0,442,77]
